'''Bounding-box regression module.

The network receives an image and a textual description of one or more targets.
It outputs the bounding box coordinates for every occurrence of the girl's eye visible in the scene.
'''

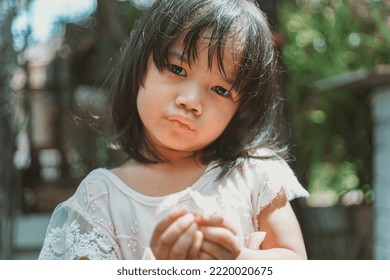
[211,86,231,97]
[168,64,186,77]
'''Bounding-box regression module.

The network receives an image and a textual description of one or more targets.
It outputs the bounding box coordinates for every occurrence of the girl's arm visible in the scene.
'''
[237,188,307,260]
[249,188,307,259]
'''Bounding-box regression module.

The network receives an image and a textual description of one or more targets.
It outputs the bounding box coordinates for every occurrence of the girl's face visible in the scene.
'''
[136,38,240,158]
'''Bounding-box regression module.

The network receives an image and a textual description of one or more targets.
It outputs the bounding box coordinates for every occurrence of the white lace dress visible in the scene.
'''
[38,152,309,260]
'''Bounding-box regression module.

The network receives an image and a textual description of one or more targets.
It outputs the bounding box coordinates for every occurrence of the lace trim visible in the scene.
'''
[39,219,118,260]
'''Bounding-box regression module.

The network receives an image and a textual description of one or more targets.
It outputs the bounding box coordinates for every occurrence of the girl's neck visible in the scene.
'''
[113,155,208,197]
[150,144,200,164]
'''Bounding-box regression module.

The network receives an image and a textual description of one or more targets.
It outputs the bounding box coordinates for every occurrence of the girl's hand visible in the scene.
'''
[150,207,203,259]
[196,215,241,260]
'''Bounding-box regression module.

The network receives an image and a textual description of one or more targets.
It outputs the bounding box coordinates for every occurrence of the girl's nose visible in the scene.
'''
[175,87,203,116]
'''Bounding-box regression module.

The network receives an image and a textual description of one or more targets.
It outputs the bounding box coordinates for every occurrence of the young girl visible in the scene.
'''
[39,0,309,260]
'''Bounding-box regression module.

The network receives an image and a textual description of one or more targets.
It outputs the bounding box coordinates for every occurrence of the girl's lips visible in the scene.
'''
[167,115,196,131]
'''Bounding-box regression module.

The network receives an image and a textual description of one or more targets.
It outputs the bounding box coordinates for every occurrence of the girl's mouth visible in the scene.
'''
[167,115,196,131]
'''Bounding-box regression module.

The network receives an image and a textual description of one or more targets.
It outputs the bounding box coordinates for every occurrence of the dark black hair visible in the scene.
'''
[106,0,288,176]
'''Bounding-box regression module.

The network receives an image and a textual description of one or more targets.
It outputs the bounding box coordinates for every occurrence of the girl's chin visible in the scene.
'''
[152,141,205,156]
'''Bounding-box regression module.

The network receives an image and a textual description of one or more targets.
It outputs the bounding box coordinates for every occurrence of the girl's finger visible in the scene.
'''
[160,213,195,243]
[200,226,241,258]
[201,240,232,260]
[153,213,195,259]
[197,215,238,235]
[169,222,198,259]
[198,250,217,260]
[150,207,189,249]
[187,230,203,259]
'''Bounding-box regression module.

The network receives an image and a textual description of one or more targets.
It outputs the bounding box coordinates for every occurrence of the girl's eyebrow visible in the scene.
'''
[222,72,236,86]
[168,48,187,62]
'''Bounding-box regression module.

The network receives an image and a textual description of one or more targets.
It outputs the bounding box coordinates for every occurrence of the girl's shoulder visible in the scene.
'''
[240,148,309,205]
[244,148,286,171]
[68,168,122,205]
[77,168,117,191]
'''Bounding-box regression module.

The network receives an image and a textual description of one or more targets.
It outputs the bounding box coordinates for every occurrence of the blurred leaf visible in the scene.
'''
[278,0,387,202]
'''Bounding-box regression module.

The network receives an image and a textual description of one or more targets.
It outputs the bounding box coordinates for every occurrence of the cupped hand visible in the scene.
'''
[150,207,203,259]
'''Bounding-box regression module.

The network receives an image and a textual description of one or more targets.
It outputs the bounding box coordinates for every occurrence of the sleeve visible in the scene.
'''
[252,157,309,214]
[38,174,120,260]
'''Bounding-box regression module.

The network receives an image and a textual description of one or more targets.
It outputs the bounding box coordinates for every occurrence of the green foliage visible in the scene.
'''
[278,0,390,204]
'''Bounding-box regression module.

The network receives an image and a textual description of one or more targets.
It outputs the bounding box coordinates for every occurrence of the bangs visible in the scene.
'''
[150,0,275,102]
